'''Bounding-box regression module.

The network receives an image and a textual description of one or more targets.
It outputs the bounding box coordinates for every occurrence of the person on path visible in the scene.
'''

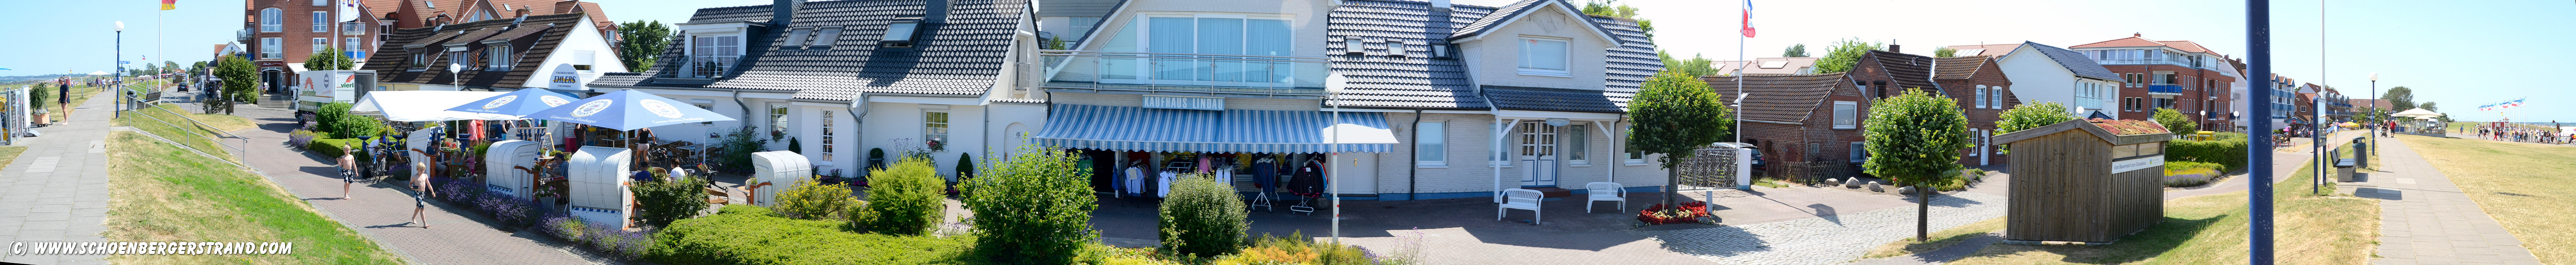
[341,143,359,199]
[412,158,432,228]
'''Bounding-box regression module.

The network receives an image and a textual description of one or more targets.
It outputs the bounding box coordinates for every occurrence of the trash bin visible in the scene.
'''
[2351,138,2369,169]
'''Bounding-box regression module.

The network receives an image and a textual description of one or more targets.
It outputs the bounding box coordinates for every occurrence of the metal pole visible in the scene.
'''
[2246,0,2276,263]
[116,27,124,117]
[1328,91,1341,246]
[2317,0,2328,196]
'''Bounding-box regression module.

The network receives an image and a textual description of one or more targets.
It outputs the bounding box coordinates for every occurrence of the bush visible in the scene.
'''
[316,102,352,136]
[962,144,1099,264]
[288,130,320,148]
[476,194,539,226]
[857,158,943,235]
[307,138,359,157]
[2169,138,2249,172]
[2163,161,2226,187]
[1158,173,1247,257]
[715,126,769,173]
[1218,232,1378,265]
[332,113,383,139]
[543,212,585,241]
[631,172,712,229]
[2152,108,2195,133]
[647,205,971,265]
[775,178,861,221]
[582,220,654,260]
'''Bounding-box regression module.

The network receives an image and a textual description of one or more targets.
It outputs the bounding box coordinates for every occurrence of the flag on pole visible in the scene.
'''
[161,0,176,10]
[340,0,362,22]
[1740,0,1757,38]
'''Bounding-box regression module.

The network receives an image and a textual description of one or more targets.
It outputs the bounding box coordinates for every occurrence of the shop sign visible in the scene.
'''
[1142,95,1223,110]
[550,64,579,90]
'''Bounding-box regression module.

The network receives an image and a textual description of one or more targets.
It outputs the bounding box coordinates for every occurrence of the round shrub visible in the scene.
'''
[631,173,712,229]
[858,158,944,235]
[961,144,1097,264]
[1158,173,1248,257]
[776,178,861,220]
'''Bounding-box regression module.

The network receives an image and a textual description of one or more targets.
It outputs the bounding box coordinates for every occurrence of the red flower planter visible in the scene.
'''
[1637,201,1711,225]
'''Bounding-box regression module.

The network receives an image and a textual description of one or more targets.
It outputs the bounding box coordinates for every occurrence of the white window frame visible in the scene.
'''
[820,110,837,163]
[1968,129,1981,157]
[1516,37,1571,77]
[1567,124,1589,166]
[260,8,282,32]
[311,38,329,56]
[311,11,331,32]
[312,0,327,6]
[573,50,596,72]
[485,44,513,71]
[1623,125,1648,166]
[1974,85,1987,109]
[260,38,283,59]
[1415,122,1446,167]
[923,110,950,148]
[768,103,790,138]
[1832,101,1859,129]
[343,38,362,52]
[684,34,744,78]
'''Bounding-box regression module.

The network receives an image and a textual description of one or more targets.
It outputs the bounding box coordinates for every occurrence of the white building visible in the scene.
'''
[1947,42,2122,118]
[365,13,627,92]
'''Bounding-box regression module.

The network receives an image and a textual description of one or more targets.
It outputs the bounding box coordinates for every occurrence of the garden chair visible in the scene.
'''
[1497,188,1545,224]
[1585,182,1626,213]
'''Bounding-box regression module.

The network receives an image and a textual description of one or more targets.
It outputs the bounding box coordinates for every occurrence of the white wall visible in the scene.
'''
[1996,49,2117,115]
[542,16,628,91]
[1458,6,1613,91]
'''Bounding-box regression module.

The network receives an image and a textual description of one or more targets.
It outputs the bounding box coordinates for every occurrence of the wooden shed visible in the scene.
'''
[1992,118,2173,244]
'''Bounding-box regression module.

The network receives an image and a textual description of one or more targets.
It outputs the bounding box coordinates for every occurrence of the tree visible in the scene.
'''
[305,47,355,71]
[1861,90,1970,242]
[1993,102,2076,155]
[1626,70,1730,206]
[1782,44,1809,57]
[1580,0,1651,38]
[1812,38,1884,74]
[2418,102,2439,112]
[213,55,260,114]
[2152,108,2195,133]
[614,20,672,72]
[1933,47,1958,57]
[859,158,945,236]
[2381,86,2414,110]
[1658,51,1718,77]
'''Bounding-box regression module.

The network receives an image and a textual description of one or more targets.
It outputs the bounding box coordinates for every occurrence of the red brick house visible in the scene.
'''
[2069,34,2242,132]
[242,0,613,93]
[1934,55,2019,167]
[1707,73,1869,180]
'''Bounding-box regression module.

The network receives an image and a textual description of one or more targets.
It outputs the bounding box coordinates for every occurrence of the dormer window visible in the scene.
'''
[882,19,920,48]
[687,34,741,78]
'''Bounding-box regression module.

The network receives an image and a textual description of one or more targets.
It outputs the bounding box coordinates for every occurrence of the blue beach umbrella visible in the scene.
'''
[447,88,581,117]
[524,89,736,131]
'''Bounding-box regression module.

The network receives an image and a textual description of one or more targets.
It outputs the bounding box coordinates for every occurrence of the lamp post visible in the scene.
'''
[2369,72,2378,147]
[114,21,126,117]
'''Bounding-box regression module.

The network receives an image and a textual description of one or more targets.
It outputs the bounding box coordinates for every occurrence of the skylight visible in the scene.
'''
[812,28,844,47]
[1759,60,1789,68]
[783,28,812,49]
[1958,49,1984,56]
[882,20,919,45]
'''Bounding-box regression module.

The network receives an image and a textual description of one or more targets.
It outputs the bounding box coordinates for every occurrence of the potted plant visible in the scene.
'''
[30,109,49,125]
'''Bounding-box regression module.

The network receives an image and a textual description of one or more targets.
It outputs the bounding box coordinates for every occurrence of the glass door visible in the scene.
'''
[1518,122,1557,186]
[1108,15,1294,88]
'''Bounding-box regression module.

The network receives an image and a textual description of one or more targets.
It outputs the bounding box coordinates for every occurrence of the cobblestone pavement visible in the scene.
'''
[2351,136,2544,265]
[1650,192,2010,265]
[0,90,114,265]
[188,98,614,265]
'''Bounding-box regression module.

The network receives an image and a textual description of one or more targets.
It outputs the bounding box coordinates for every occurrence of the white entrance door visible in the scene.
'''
[1977,129,1990,166]
[1331,153,1377,194]
[1519,122,1558,186]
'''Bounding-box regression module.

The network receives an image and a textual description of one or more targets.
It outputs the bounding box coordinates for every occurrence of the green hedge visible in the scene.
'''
[648,205,969,265]
[859,158,944,236]
[308,138,360,158]
[2168,137,2248,172]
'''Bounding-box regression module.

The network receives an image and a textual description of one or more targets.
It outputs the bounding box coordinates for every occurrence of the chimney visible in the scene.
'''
[2134,33,2142,37]
[925,0,949,23]
[774,0,804,26]
[1888,44,1900,53]
[515,8,531,18]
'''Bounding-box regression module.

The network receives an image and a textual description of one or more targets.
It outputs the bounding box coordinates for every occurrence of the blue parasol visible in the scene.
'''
[446,88,581,117]
[523,89,737,131]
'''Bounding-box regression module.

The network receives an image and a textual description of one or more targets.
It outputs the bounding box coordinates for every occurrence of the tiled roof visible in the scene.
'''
[1325,0,1659,110]
[401,30,466,48]
[365,13,591,89]
[2070,36,2166,49]
[592,0,1032,101]
[1933,56,1991,80]
[2156,40,2211,53]
[2021,41,2122,81]
[1942,43,2021,57]
[443,27,507,46]
[1714,57,1819,75]
[1481,85,1622,113]
[1324,0,1493,110]
[1861,50,1939,90]
[1703,73,1851,123]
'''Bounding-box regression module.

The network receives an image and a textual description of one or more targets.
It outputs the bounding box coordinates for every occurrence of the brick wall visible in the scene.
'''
[246,0,382,64]
[1935,59,2016,167]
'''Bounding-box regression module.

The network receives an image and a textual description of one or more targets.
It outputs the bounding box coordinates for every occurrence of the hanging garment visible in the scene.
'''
[1252,158,1278,193]
[1122,166,1144,197]
[1287,160,1324,196]
[1158,171,1178,197]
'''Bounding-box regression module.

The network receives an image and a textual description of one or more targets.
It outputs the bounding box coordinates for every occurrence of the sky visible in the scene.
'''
[6,0,2567,122]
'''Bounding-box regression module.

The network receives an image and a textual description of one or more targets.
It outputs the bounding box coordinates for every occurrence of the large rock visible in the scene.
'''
[1867,181,1883,192]
[1897,186,1916,194]
[1844,178,1862,188]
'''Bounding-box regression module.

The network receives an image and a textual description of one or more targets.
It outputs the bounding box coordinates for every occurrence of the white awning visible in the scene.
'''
[353,91,524,121]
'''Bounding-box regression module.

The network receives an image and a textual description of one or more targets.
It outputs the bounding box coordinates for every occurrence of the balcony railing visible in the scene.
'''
[2148,84,2183,95]
[1039,50,1329,97]
[2097,57,2193,67]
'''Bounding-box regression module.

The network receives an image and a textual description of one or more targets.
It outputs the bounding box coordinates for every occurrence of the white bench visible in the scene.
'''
[1586,182,1626,213]
[1497,189,1544,224]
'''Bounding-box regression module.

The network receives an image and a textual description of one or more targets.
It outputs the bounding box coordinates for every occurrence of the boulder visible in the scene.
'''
[1897,186,1916,194]
[1844,178,1862,188]
[1867,181,1883,192]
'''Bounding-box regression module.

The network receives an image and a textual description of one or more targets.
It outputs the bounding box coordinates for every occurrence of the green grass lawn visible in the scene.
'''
[102,132,406,264]
[2399,134,2576,262]
[112,104,252,163]
[0,146,25,170]
[1943,151,2380,265]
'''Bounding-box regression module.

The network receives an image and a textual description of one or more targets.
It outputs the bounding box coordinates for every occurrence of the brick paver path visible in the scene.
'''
[2351,136,2544,265]
[209,99,613,265]
[0,90,114,265]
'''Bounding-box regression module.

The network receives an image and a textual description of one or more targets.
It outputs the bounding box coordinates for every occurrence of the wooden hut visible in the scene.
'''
[1992,118,2173,244]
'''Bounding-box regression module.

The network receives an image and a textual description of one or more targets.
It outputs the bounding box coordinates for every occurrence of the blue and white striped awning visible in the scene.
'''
[1036,104,1398,153]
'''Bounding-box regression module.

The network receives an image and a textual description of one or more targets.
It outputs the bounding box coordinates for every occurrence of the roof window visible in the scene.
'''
[882,19,920,48]
[783,28,812,49]
[812,27,844,48]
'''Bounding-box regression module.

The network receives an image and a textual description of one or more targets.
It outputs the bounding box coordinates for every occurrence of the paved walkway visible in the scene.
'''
[0,90,114,265]
[185,98,611,265]
[2347,135,2544,265]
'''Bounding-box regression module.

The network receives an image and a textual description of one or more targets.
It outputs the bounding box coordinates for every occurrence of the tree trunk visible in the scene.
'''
[1917,182,1931,242]
[1664,167,1679,208]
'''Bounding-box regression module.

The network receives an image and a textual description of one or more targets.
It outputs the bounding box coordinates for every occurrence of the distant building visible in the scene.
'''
[2069,34,2243,131]
[1708,73,1866,180]
[1945,42,2122,119]
[1712,57,1820,76]
[242,0,614,93]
